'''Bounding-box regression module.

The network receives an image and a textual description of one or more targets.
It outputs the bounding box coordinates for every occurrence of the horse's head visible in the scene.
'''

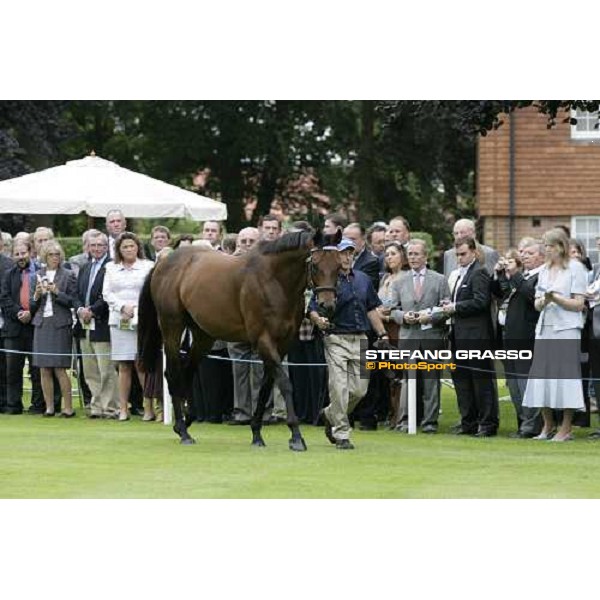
[309,228,343,319]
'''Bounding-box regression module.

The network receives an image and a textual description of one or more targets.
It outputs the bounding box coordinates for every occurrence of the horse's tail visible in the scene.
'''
[138,266,162,373]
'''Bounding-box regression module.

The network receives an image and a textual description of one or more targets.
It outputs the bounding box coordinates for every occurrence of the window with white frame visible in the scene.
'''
[571,107,600,140]
[572,216,600,265]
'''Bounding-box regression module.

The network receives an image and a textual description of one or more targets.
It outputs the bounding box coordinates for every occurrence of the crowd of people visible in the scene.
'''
[0,209,598,451]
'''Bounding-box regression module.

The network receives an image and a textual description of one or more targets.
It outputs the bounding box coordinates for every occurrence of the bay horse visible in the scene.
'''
[138,229,342,451]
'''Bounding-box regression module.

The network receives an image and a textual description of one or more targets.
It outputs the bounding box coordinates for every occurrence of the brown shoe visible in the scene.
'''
[335,439,355,450]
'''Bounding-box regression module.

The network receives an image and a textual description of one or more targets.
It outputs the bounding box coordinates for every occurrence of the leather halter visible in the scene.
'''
[307,247,338,295]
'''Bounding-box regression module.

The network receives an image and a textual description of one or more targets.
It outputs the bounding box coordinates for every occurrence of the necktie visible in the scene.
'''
[20,271,30,311]
[85,260,99,306]
[452,269,464,303]
[414,272,423,301]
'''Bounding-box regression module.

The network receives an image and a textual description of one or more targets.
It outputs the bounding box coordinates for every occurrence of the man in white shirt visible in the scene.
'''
[105,209,126,259]
[442,237,498,436]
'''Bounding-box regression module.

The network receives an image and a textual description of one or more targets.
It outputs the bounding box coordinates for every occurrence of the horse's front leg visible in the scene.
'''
[274,364,306,451]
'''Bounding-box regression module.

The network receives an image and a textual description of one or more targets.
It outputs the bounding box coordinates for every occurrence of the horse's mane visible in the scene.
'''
[255,231,312,255]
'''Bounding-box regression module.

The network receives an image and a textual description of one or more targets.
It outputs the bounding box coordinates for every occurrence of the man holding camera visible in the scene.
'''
[490,241,544,438]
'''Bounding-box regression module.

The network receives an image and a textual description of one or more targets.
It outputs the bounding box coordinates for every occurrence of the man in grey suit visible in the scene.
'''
[443,218,499,277]
[386,239,450,433]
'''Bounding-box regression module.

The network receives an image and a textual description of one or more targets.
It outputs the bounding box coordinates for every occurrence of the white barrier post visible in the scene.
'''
[162,348,172,425]
[407,370,417,435]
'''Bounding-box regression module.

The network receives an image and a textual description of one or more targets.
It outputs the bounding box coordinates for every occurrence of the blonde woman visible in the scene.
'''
[522,228,587,441]
[30,240,77,417]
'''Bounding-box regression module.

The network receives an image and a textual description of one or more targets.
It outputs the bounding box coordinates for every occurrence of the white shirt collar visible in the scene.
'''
[525,264,543,279]
[116,259,144,271]
[459,259,475,276]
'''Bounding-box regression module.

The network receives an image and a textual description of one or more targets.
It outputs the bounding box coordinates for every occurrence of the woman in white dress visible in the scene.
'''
[522,228,587,442]
[103,232,154,421]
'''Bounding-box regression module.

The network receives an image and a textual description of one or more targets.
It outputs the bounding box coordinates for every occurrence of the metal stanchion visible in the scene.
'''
[407,369,417,435]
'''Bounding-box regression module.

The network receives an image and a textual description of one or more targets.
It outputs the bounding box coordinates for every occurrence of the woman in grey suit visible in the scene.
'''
[31,241,77,417]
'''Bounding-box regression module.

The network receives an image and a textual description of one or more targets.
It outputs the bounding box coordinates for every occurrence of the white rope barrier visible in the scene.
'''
[0,346,573,434]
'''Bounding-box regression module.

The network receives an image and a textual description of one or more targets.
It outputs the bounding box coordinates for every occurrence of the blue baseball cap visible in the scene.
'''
[337,238,356,252]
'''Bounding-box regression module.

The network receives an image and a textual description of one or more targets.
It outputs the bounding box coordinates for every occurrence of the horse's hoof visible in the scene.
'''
[180,437,196,445]
[251,439,266,448]
[289,438,307,452]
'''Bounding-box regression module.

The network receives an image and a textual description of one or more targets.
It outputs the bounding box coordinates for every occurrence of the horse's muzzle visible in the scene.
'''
[314,285,336,320]
[319,304,336,321]
[317,299,336,320]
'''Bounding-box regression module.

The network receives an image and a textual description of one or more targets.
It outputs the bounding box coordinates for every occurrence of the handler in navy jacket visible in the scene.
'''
[309,237,388,450]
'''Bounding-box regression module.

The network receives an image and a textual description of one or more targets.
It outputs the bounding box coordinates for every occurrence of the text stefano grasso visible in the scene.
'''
[363,349,533,361]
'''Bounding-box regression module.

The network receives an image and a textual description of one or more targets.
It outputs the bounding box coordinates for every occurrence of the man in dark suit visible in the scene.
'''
[0,229,14,413]
[0,239,43,414]
[585,260,600,439]
[366,222,387,278]
[343,223,380,294]
[144,225,172,262]
[443,237,499,436]
[387,216,411,250]
[491,239,544,437]
[73,232,119,418]
[201,220,224,250]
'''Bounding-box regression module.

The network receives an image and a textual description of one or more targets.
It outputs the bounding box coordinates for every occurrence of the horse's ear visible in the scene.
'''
[312,228,323,248]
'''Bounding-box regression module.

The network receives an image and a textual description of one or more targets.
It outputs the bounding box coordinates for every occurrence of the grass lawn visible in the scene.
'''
[1,380,599,498]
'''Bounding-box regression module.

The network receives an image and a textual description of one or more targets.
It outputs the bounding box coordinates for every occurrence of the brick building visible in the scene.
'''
[477,105,600,261]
